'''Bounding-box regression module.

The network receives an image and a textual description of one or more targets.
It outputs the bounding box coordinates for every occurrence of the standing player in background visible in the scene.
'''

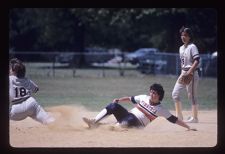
[172,26,200,123]
[9,58,55,125]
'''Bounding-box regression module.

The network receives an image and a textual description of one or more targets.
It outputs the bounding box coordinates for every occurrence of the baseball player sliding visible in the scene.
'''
[9,58,55,125]
[172,26,200,123]
[83,83,197,131]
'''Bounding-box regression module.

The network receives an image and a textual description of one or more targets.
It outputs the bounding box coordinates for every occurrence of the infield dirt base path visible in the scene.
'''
[10,105,217,147]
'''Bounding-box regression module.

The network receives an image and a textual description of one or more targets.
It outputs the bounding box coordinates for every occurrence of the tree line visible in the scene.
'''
[9,8,217,53]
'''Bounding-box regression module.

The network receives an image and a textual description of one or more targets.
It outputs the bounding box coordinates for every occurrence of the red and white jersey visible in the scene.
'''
[179,43,200,70]
[9,75,39,106]
[129,95,172,126]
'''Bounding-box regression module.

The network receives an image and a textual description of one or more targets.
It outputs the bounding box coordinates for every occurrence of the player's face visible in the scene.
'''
[181,31,190,44]
[149,90,160,103]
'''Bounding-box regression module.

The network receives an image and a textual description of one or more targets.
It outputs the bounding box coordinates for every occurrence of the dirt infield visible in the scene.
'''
[9,105,217,147]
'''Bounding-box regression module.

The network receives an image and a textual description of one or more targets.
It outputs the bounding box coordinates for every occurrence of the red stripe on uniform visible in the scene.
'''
[192,75,196,105]
[136,104,157,121]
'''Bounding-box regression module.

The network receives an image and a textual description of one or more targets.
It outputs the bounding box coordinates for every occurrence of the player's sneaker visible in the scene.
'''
[82,117,98,128]
[185,116,198,123]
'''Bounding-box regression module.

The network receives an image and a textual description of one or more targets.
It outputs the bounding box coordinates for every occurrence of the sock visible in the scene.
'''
[94,108,108,123]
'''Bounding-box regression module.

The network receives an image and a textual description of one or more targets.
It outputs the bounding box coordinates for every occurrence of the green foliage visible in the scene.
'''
[9,8,217,53]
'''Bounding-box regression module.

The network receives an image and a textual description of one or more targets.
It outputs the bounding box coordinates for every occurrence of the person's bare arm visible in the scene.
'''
[176,119,197,131]
[113,97,131,103]
[187,59,199,75]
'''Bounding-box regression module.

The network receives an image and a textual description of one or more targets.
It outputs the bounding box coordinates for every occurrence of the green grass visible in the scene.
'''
[25,63,217,111]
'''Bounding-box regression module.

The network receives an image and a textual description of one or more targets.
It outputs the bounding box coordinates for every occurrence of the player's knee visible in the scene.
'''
[106,103,120,114]
[172,92,180,102]
[106,102,118,109]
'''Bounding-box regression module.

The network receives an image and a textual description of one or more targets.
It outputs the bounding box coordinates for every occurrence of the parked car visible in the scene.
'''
[137,54,167,74]
[203,51,217,77]
[55,48,115,67]
[125,48,160,65]
[84,48,114,65]
[55,52,82,66]
[56,52,74,63]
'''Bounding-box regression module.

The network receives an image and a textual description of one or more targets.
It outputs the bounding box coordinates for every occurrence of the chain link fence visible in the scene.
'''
[9,51,217,78]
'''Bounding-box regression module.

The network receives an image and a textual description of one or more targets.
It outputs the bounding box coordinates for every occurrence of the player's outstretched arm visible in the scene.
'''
[176,119,197,131]
[113,97,131,103]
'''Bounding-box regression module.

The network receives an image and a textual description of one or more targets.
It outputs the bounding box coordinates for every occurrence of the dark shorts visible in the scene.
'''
[105,103,143,128]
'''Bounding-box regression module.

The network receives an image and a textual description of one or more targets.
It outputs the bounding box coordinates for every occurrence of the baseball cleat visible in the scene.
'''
[185,116,198,123]
[82,117,98,128]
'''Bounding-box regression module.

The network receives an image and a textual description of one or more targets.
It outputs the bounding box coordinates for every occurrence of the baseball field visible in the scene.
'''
[9,64,217,147]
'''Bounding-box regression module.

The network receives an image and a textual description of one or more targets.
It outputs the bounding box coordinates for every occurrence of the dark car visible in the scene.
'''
[137,54,167,74]
[55,52,82,66]
[125,48,159,64]
[55,48,115,67]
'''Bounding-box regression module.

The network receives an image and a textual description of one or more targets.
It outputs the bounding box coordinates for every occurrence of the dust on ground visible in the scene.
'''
[10,105,217,147]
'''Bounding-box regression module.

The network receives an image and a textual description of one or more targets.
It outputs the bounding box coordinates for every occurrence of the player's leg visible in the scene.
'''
[175,101,183,120]
[10,103,30,121]
[26,97,55,124]
[120,113,143,128]
[172,79,185,120]
[105,103,130,122]
[190,104,198,121]
[83,103,129,128]
[34,104,55,124]
[83,107,109,128]
[9,97,54,124]
[109,114,142,131]
[186,72,199,123]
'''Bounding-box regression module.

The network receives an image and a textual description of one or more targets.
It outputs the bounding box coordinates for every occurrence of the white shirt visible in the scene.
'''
[129,95,172,126]
[9,75,39,105]
[179,43,200,69]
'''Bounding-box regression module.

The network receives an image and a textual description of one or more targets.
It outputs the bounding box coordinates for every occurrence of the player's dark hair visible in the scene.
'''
[150,83,164,101]
[179,26,194,42]
[10,58,26,78]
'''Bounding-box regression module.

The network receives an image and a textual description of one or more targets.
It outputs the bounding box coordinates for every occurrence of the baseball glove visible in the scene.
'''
[178,73,193,85]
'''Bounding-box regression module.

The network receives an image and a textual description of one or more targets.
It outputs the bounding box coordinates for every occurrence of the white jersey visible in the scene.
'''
[9,75,39,106]
[129,95,172,126]
[179,43,200,70]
